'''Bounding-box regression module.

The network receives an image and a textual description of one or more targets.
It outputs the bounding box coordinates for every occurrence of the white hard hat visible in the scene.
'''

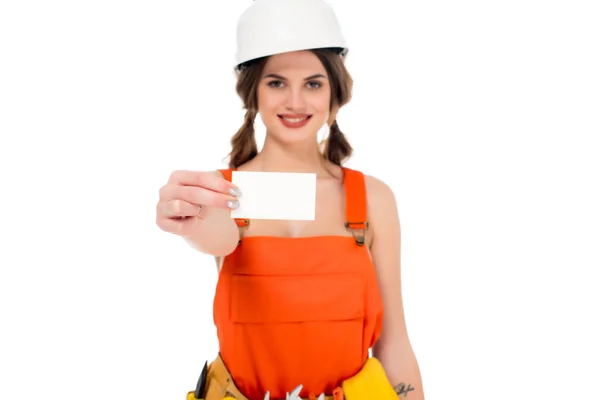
[234,0,348,69]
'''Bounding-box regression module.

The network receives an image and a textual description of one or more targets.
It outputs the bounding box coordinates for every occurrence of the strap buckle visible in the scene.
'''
[235,219,249,227]
[236,219,249,245]
[345,221,369,246]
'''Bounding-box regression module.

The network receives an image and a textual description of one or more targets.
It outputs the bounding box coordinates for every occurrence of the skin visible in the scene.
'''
[221,50,425,399]
[156,50,424,399]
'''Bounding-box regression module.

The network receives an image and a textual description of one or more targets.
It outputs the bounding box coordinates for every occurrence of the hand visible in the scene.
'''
[156,170,241,236]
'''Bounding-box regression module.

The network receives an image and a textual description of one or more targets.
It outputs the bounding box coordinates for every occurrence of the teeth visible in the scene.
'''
[283,117,307,123]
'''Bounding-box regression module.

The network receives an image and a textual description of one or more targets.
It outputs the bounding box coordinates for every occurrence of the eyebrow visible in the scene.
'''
[263,73,327,80]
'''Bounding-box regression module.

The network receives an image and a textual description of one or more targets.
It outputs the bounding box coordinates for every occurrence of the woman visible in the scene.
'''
[156,1,424,399]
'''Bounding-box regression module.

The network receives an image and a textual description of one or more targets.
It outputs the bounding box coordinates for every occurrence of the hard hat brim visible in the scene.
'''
[235,47,348,72]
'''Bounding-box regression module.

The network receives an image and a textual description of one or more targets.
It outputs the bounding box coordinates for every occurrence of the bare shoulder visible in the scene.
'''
[363,174,400,247]
[363,174,398,212]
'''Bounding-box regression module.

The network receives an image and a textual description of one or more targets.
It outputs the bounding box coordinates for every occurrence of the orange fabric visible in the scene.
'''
[214,167,384,400]
[342,168,368,230]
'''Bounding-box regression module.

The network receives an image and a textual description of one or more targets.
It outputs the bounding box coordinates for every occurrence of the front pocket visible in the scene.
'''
[228,272,368,378]
[230,273,365,323]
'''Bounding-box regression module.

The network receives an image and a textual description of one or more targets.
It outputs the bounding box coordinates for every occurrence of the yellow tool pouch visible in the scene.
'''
[187,354,396,400]
[186,354,249,400]
[187,394,236,400]
[340,358,398,400]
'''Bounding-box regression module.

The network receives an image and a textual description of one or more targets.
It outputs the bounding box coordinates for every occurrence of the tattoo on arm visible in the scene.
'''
[394,382,415,397]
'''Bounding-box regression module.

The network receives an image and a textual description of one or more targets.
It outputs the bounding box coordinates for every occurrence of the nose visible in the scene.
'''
[285,86,308,112]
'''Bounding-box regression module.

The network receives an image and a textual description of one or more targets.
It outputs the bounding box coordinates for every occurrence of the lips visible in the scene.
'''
[278,114,312,128]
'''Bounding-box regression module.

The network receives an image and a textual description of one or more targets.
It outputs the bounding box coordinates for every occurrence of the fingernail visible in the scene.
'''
[229,187,242,197]
[227,200,239,209]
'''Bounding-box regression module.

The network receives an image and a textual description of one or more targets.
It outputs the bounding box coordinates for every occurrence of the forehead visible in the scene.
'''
[263,50,327,76]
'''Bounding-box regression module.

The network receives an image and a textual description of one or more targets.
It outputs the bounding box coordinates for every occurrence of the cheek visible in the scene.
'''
[257,88,280,114]
[312,92,331,115]
[315,87,331,106]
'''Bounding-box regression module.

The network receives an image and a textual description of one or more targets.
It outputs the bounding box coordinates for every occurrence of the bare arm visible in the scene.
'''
[182,171,240,256]
[156,170,240,257]
[182,206,239,257]
[366,175,425,399]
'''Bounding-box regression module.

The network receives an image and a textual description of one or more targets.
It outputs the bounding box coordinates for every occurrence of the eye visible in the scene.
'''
[307,81,322,89]
[267,80,284,88]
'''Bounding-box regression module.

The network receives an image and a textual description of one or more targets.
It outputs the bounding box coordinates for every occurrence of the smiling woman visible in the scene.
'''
[155,0,425,399]
[229,48,353,169]
[261,68,331,131]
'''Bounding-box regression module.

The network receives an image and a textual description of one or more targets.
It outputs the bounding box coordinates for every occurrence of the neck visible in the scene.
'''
[252,134,330,175]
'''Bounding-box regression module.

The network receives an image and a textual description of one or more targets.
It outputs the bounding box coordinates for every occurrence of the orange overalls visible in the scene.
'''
[212,167,384,400]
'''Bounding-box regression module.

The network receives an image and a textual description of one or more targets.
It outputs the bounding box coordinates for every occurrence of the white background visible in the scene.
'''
[1,1,599,399]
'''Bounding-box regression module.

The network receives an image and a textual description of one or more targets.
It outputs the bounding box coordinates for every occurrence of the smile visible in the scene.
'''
[278,114,312,128]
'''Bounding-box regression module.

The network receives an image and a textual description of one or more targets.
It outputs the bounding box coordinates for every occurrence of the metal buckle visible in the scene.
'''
[345,221,369,246]
[237,219,249,245]
[236,219,249,227]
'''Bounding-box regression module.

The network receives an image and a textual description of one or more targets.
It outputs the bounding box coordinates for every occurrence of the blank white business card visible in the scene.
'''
[230,171,316,221]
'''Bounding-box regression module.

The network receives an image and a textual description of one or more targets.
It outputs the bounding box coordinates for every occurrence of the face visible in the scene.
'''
[257,50,331,145]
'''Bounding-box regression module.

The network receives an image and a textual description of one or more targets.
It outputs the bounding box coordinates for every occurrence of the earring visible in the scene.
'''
[318,122,329,144]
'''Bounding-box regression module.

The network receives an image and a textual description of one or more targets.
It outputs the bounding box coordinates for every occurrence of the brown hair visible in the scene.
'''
[227,48,354,168]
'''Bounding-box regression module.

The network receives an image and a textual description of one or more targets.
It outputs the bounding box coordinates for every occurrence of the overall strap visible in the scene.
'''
[218,169,249,228]
[342,167,369,246]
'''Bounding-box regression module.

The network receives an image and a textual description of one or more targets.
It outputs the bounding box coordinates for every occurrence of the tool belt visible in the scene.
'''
[186,353,398,400]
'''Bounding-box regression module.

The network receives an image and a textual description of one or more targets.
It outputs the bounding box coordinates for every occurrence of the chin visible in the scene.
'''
[266,118,323,145]
[273,126,318,144]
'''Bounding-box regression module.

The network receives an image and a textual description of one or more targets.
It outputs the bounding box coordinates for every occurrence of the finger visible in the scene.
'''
[168,170,240,196]
[161,199,202,218]
[160,185,239,211]
[156,214,199,236]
